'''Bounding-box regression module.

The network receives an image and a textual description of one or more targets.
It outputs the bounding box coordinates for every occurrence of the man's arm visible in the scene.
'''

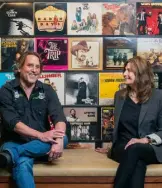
[46,85,66,133]
[0,86,64,143]
[14,122,64,144]
[45,85,67,160]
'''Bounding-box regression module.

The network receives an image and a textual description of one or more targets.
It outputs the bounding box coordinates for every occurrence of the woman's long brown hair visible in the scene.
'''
[120,56,155,103]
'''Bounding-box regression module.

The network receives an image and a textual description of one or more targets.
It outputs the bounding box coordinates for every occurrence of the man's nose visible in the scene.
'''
[32,66,37,72]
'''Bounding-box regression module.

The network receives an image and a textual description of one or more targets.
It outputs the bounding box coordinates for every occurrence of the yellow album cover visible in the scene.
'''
[99,72,124,105]
[68,37,103,70]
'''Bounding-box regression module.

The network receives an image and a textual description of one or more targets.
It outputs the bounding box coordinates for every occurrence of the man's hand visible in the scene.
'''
[95,147,108,154]
[125,138,149,150]
[47,138,64,161]
[38,130,65,144]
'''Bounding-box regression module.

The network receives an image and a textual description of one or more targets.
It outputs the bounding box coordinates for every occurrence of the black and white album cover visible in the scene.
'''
[65,72,98,105]
[0,3,33,36]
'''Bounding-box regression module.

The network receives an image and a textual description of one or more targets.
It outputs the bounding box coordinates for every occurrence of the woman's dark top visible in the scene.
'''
[111,96,141,161]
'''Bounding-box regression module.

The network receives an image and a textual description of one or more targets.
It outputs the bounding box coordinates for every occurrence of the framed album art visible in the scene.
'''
[65,72,98,106]
[137,38,162,72]
[63,107,98,142]
[67,2,102,35]
[35,37,68,70]
[68,37,103,70]
[34,2,67,35]
[39,72,65,105]
[99,72,125,106]
[102,3,136,35]
[1,38,34,71]
[103,37,136,70]
[101,106,114,142]
[0,3,33,36]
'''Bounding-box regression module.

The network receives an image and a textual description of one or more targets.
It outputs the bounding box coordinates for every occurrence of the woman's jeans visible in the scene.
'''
[0,136,68,188]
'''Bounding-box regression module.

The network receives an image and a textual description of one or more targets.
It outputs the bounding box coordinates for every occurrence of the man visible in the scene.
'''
[77,77,87,104]
[137,9,151,35]
[0,51,67,188]
[71,40,91,68]
[157,12,162,35]
[66,109,80,122]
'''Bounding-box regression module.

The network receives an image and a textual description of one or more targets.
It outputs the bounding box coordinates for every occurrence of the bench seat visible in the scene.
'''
[0,149,162,188]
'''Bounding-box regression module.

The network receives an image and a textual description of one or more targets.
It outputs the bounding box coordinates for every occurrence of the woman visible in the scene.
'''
[96,56,162,188]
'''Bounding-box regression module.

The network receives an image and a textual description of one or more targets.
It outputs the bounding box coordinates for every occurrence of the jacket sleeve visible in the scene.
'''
[0,87,21,131]
[46,85,66,125]
[146,92,162,145]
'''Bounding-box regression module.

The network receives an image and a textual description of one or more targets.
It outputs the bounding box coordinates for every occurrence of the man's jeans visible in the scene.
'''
[0,136,68,188]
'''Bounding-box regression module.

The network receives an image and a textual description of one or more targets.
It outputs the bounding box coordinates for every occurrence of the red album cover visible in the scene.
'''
[137,3,162,35]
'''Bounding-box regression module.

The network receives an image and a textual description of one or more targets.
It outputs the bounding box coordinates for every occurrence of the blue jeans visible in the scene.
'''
[0,136,68,188]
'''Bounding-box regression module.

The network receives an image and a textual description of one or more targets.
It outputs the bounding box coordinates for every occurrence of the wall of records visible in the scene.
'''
[0,0,162,149]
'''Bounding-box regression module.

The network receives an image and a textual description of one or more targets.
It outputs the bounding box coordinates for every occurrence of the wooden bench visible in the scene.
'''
[0,149,162,188]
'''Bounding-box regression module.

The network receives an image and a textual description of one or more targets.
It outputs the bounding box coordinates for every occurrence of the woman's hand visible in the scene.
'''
[124,138,149,150]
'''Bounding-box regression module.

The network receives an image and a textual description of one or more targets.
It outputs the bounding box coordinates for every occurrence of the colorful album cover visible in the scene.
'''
[35,37,68,71]
[137,3,162,35]
[99,72,125,106]
[101,107,114,142]
[67,3,102,35]
[65,72,98,105]
[66,142,95,149]
[102,3,136,35]
[1,38,34,71]
[0,72,15,87]
[64,107,97,141]
[0,3,33,36]
[68,37,102,70]
[39,72,64,105]
[34,2,67,35]
[137,38,162,72]
[103,37,136,70]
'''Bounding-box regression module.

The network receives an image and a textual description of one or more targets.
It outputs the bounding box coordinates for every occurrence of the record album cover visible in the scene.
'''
[102,3,136,35]
[99,72,125,105]
[1,38,34,71]
[68,37,102,70]
[103,37,136,70]
[0,72,15,87]
[0,3,33,36]
[64,107,97,141]
[67,2,102,35]
[137,38,162,72]
[137,3,162,35]
[35,37,68,70]
[34,2,67,35]
[65,72,98,105]
[101,107,114,142]
[39,72,64,105]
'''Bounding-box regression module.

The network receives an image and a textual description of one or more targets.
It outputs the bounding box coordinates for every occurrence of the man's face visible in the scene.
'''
[70,109,76,117]
[19,55,41,86]
[76,49,87,62]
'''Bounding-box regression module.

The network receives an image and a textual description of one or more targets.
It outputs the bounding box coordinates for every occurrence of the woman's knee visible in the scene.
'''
[126,143,144,153]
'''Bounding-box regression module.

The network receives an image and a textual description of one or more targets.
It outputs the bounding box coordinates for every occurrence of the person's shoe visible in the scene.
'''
[0,151,12,168]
